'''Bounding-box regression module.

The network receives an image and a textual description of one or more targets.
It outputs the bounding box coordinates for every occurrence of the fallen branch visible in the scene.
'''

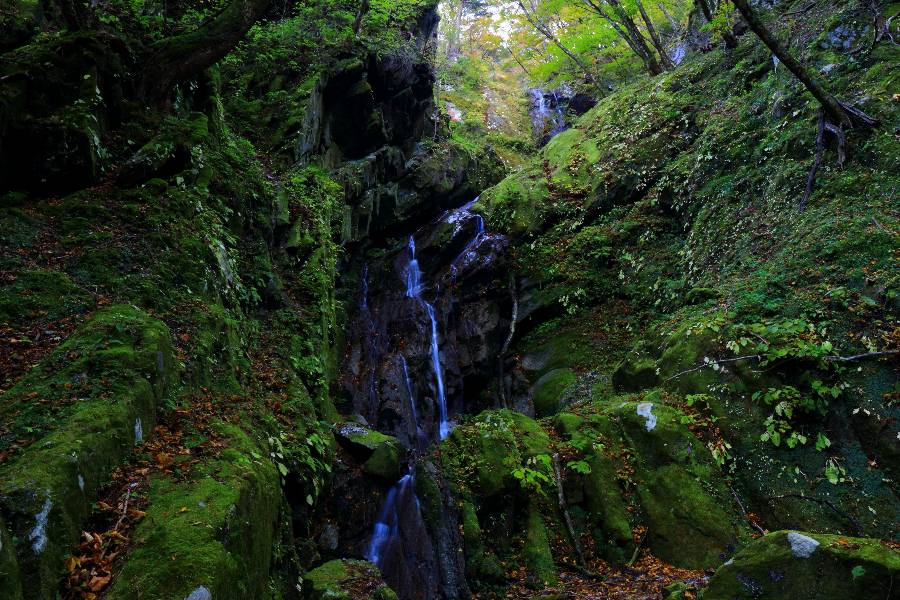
[823,350,899,362]
[666,350,897,381]
[552,453,586,567]
[626,528,648,567]
[767,493,862,535]
[664,355,760,382]
[729,485,767,536]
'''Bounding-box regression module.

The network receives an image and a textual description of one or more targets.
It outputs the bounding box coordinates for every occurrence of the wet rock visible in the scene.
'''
[302,559,397,600]
[530,368,576,417]
[703,531,900,599]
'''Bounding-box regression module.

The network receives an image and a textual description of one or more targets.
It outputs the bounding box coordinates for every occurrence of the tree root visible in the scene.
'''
[799,102,878,211]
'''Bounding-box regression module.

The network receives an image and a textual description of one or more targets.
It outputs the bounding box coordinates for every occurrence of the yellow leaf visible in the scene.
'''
[64,556,80,573]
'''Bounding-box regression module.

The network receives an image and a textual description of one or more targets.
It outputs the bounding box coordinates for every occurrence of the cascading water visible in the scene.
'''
[529,87,567,145]
[448,200,485,278]
[405,236,450,440]
[365,468,418,565]
[360,200,501,598]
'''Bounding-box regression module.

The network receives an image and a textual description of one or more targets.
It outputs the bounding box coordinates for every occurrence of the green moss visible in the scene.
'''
[460,500,505,584]
[302,559,394,600]
[106,422,283,600]
[362,440,402,482]
[531,368,576,417]
[637,465,740,570]
[0,305,176,599]
[523,500,557,589]
[703,531,900,599]
[0,269,93,324]
[442,409,550,499]
[583,453,634,564]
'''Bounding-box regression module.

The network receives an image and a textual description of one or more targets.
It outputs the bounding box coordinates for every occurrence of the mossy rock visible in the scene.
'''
[442,409,550,498]
[637,465,741,570]
[607,401,747,568]
[611,355,660,392]
[583,453,635,564]
[0,269,93,324]
[335,424,403,481]
[106,422,284,600]
[459,499,505,585]
[302,559,396,600]
[523,501,557,589]
[530,368,576,417]
[0,305,176,599]
[552,412,585,437]
[363,440,402,482]
[702,531,900,599]
[656,323,719,395]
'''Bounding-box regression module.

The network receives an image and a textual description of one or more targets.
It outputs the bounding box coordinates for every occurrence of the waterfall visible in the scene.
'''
[365,468,418,565]
[362,200,498,597]
[529,87,568,145]
[405,235,450,440]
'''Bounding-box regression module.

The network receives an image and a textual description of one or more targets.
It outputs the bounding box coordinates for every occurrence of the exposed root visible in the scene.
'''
[799,101,878,211]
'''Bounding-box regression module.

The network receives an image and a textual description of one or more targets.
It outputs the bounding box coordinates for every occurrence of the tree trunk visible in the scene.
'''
[730,0,849,126]
[582,0,660,75]
[139,0,274,102]
[516,0,596,82]
[605,0,663,74]
[635,0,674,68]
[696,0,738,49]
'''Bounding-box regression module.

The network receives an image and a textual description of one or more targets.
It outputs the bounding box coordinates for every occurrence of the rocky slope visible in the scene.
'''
[0,0,897,599]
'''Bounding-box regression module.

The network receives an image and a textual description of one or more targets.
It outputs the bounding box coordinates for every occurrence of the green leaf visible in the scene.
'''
[851,565,865,579]
[277,462,289,477]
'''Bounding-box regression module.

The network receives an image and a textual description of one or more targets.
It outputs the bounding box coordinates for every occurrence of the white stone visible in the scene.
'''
[29,496,52,553]
[636,402,657,431]
[787,532,820,558]
[134,417,143,444]
[78,474,85,491]
[185,585,213,600]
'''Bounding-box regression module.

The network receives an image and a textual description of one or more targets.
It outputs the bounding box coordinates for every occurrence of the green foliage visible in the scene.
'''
[511,454,553,496]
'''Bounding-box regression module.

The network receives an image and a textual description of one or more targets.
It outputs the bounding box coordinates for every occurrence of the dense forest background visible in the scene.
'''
[0,0,897,598]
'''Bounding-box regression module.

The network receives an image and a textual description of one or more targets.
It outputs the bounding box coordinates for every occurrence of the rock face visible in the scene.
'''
[703,531,900,599]
[339,202,513,447]
[0,306,176,598]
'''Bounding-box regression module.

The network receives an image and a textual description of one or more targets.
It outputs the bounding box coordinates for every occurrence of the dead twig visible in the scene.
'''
[767,493,862,535]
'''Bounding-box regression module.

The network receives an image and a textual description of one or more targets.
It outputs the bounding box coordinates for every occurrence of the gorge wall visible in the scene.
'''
[0,0,897,599]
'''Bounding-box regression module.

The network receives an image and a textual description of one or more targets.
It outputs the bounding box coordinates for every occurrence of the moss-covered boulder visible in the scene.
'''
[702,531,900,599]
[530,368,576,417]
[612,354,660,392]
[523,500,557,589]
[442,409,550,498]
[610,401,749,569]
[334,424,403,482]
[105,422,285,600]
[302,559,397,600]
[0,305,176,599]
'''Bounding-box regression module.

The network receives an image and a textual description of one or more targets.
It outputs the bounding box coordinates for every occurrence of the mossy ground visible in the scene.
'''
[478,0,898,543]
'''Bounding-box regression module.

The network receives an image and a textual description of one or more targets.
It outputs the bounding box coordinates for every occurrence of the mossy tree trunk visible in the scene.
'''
[696,0,738,49]
[634,0,674,69]
[730,0,850,126]
[138,0,274,102]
